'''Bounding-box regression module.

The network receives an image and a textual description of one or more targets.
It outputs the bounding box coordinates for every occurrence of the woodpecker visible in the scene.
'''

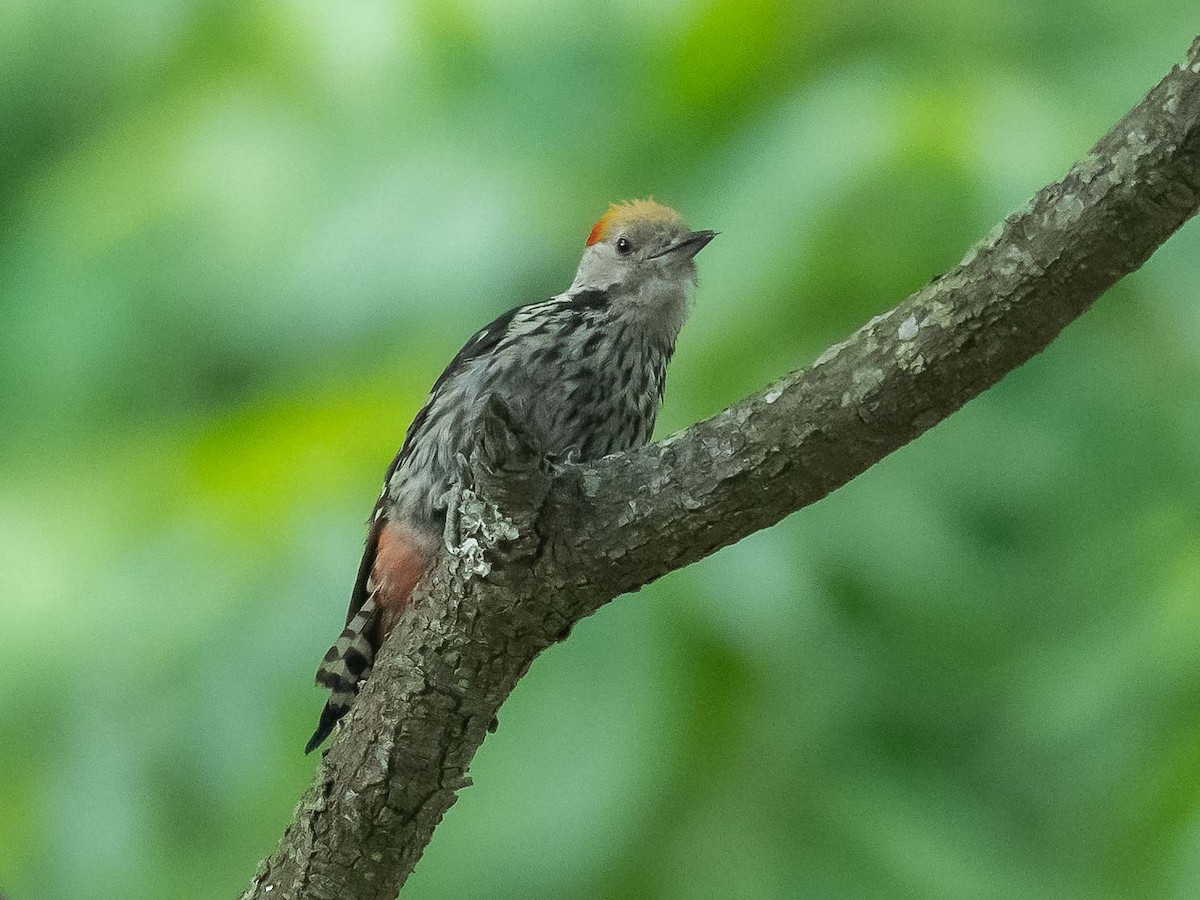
[307,199,716,753]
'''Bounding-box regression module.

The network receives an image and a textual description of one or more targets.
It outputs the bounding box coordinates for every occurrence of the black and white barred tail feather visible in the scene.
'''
[306,595,379,754]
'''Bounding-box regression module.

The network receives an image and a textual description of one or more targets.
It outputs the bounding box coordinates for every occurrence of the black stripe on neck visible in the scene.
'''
[567,288,610,311]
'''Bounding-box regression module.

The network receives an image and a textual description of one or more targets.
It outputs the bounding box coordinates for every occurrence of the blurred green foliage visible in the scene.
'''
[3,1,1200,897]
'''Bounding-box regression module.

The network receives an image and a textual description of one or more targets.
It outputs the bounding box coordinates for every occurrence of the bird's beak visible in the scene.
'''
[649,229,718,259]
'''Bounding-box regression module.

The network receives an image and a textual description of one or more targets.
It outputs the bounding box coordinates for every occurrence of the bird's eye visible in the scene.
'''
[616,237,632,255]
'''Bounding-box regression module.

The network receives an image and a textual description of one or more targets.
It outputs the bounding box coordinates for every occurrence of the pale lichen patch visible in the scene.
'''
[374,742,391,770]
[840,366,884,409]
[1051,193,1086,229]
[920,299,954,331]
[893,314,925,372]
[957,224,1004,269]
[1112,142,1142,179]
[581,472,602,497]
[648,468,673,491]
[849,366,884,398]
[997,241,1037,277]
[448,488,518,579]
[864,313,888,330]
[658,431,684,450]
[812,342,845,367]
[830,310,893,363]
[701,435,738,461]
[1075,154,1105,184]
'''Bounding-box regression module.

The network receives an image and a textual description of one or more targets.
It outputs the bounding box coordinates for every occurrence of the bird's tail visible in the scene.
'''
[305,594,379,754]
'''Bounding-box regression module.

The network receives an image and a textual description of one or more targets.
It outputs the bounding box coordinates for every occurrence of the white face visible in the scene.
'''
[572,221,715,295]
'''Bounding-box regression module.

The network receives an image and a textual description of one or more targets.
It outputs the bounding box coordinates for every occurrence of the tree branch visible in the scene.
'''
[243,37,1200,900]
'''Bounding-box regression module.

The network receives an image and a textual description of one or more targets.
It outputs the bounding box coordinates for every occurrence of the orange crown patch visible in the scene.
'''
[586,198,683,246]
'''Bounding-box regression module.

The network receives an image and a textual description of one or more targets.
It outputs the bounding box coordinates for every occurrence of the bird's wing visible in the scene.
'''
[341,301,530,626]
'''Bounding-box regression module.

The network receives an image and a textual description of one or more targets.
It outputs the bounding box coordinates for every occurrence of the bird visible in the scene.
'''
[306,198,716,753]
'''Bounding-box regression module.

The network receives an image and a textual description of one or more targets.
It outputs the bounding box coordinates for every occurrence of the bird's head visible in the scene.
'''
[571,199,715,296]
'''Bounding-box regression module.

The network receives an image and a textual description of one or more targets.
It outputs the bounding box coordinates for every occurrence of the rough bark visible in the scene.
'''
[243,37,1200,900]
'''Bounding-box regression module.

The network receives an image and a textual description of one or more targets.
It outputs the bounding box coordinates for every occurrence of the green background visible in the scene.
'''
[4,2,1200,897]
